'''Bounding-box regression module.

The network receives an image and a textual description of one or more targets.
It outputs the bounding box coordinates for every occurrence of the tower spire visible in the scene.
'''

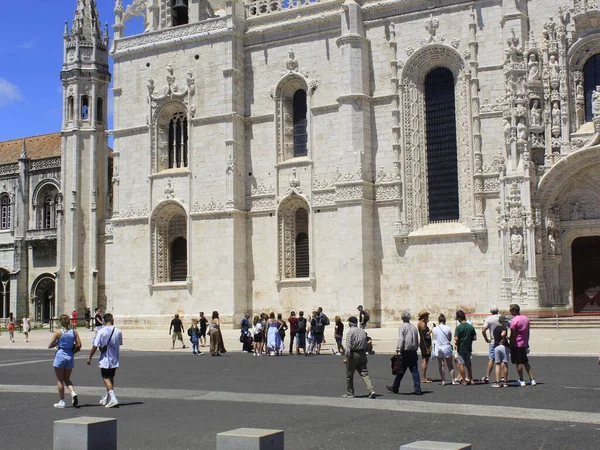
[71,0,103,44]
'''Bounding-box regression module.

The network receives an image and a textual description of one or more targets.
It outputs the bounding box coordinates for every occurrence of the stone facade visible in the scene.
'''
[7,0,600,326]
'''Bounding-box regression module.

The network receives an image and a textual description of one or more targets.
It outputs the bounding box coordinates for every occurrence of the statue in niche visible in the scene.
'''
[511,231,524,255]
[530,100,541,126]
[503,118,512,142]
[527,54,540,81]
[593,88,600,118]
[570,201,585,221]
[551,102,561,127]
[517,118,527,141]
[577,82,584,100]
[549,55,560,82]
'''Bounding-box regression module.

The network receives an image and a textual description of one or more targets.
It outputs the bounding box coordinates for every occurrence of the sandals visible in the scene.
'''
[422,378,433,383]
[461,379,473,386]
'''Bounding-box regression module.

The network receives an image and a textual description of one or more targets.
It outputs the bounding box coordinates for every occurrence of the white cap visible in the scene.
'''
[490,305,499,313]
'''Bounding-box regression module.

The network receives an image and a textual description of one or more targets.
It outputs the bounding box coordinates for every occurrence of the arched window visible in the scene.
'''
[293,90,307,157]
[35,183,59,229]
[81,96,89,120]
[152,203,187,284]
[96,97,104,123]
[171,0,189,26]
[168,112,188,169]
[0,195,10,230]
[68,96,74,121]
[424,67,459,222]
[584,54,600,122]
[279,199,310,279]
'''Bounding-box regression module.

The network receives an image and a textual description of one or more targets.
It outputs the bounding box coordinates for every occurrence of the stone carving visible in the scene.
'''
[271,49,318,99]
[251,180,275,196]
[116,203,149,220]
[164,179,174,199]
[551,102,561,127]
[480,97,504,113]
[570,201,586,220]
[312,190,336,207]
[250,196,276,212]
[527,53,540,81]
[287,167,303,195]
[105,221,114,237]
[517,119,527,142]
[549,55,560,82]
[593,87,600,119]
[147,65,195,105]
[530,100,541,126]
[510,231,524,255]
[0,164,20,176]
[192,198,225,213]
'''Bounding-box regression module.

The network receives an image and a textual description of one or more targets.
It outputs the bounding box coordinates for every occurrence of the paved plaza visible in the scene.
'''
[1,342,600,449]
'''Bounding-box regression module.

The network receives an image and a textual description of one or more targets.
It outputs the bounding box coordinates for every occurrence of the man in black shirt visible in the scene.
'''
[94,308,104,331]
[84,307,91,330]
[169,314,186,349]
[491,316,510,388]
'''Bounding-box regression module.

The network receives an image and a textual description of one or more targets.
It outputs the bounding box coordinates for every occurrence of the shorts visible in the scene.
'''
[53,350,75,369]
[494,344,508,364]
[313,333,324,344]
[335,336,342,344]
[488,342,497,360]
[7,323,15,331]
[253,333,263,343]
[101,368,117,378]
[435,345,453,359]
[511,346,529,365]
[172,331,183,341]
[200,328,207,338]
[457,351,472,366]
[296,332,306,348]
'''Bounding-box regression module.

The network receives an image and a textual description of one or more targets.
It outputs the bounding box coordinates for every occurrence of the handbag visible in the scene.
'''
[391,354,402,375]
[100,327,116,354]
[431,339,438,360]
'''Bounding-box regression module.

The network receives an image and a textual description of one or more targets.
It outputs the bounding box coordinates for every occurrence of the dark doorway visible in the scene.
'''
[572,236,600,313]
[34,277,55,323]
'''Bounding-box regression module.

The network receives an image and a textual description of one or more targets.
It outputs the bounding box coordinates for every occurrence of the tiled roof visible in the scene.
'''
[0,132,62,165]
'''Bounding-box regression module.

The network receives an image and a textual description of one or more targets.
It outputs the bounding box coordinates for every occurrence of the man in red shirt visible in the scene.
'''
[71,310,78,329]
[509,304,536,387]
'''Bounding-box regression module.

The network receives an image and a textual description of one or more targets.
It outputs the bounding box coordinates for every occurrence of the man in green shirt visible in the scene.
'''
[454,310,477,385]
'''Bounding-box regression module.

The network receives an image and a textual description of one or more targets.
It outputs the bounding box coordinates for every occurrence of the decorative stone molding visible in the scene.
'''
[30,158,63,172]
[249,195,276,212]
[251,180,275,196]
[113,202,149,222]
[192,198,225,214]
[104,220,114,238]
[0,164,19,176]
[25,228,57,241]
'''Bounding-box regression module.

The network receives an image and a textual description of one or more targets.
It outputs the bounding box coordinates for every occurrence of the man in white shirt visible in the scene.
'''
[87,313,123,408]
[481,305,499,384]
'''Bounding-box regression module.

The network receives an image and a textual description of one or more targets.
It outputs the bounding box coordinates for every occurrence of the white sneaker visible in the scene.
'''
[105,397,119,408]
[99,396,107,406]
[530,379,537,386]
[54,400,66,409]
[519,380,526,387]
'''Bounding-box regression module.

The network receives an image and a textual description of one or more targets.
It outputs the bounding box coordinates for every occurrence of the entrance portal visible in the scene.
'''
[33,276,55,323]
[572,236,600,313]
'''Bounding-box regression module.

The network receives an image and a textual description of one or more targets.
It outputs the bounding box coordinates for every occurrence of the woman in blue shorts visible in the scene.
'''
[49,314,82,408]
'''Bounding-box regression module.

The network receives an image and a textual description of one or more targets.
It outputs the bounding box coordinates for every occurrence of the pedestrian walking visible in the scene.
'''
[417,309,433,383]
[432,314,455,385]
[342,316,376,398]
[288,311,298,355]
[296,311,307,356]
[7,312,16,343]
[87,313,123,408]
[481,305,500,384]
[357,305,370,329]
[93,308,104,331]
[188,320,203,355]
[386,310,422,395]
[209,311,222,356]
[253,315,264,356]
[169,313,186,349]
[84,306,91,329]
[22,314,31,343]
[317,307,330,345]
[455,310,477,385]
[70,310,78,329]
[49,314,81,408]
[491,315,510,388]
[310,311,326,354]
[509,304,536,386]
[199,312,208,347]
[332,315,345,355]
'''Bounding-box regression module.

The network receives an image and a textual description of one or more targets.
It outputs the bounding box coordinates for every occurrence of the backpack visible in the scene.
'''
[187,327,193,337]
[313,317,325,334]
[297,317,307,332]
[363,311,370,323]
[322,314,330,326]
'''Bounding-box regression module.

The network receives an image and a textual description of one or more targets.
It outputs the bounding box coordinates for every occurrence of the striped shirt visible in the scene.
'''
[344,325,368,357]
[397,322,419,353]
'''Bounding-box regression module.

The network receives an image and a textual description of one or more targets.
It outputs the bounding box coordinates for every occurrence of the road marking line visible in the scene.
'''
[0,356,88,368]
[1,384,599,425]
[564,386,600,391]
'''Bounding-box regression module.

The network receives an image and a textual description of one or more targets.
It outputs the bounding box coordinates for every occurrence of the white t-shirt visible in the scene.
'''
[253,322,263,334]
[93,325,123,369]
[22,318,31,332]
[433,325,452,348]
[483,314,499,338]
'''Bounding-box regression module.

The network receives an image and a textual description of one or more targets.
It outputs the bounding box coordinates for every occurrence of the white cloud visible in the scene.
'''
[17,38,39,50]
[0,78,23,106]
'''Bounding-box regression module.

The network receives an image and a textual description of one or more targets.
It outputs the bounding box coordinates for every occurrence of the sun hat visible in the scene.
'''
[418,309,430,318]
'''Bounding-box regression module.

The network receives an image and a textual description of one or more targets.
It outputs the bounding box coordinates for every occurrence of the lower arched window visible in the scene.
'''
[279,199,310,279]
[152,203,188,283]
[0,195,10,230]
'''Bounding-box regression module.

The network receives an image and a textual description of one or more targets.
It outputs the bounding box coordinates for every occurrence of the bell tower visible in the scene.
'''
[58,0,111,315]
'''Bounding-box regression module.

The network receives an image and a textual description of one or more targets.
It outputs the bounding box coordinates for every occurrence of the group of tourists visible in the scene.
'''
[1,312,24,343]
[170,311,227,356]
[49,308,123,409]
[384,303,536,397]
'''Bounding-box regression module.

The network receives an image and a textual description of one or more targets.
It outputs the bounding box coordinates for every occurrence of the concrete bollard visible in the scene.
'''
[400,442,472,450]
[54,416,117,450]
[217,428,284,450]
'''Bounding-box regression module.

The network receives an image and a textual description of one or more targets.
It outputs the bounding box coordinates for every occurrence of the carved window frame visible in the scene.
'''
[0,194,11,231]
[400,44,473,231]
[154,102,189,173]
[150,201,189,285]
[277,195,312,281]
[32,180,60,230]
[568,36,600,130]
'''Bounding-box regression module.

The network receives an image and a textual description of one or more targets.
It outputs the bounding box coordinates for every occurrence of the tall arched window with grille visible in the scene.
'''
[424,67,459,222]
[293,89,308,157]
[279,199,310,279]
[0,195,11,230]
[35,184,59,229]
[295,208,309,278]
[151,203,188,284]
[168,112,188,169]
[584,54,600,122]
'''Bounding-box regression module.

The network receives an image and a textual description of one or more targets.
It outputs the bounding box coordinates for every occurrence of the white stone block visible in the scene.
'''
[400,441,471,450]
[53,416,117,450]
[217,428,284,450]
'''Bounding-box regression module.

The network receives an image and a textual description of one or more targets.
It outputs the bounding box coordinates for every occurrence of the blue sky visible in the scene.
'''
[0,1,143,142]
